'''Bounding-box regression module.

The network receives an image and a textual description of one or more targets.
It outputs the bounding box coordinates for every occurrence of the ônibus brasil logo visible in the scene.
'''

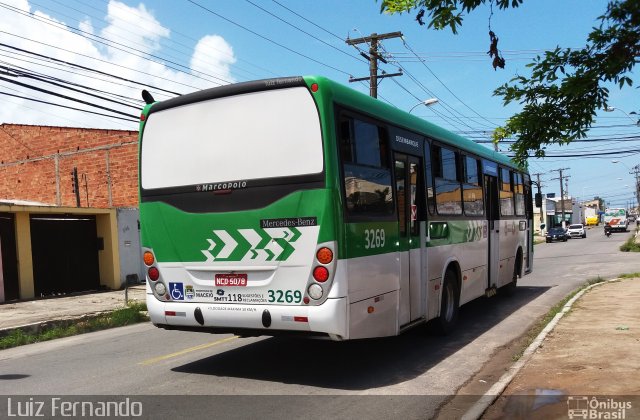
[567,396,633,419]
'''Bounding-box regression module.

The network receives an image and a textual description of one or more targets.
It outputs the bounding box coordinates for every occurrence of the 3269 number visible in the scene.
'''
[364,228,386,249]
[268,290,302,303]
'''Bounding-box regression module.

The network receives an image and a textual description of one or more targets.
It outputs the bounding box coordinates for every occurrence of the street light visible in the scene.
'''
[409,98,439,113]
[612,160,632,170]
[604,106,639,126]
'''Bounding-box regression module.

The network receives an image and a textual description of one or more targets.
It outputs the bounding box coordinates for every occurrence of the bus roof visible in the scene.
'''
[305,75,521,171]
[141,75,522,172]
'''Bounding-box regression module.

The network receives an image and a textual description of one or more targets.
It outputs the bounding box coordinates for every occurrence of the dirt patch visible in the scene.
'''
[434,330,529,418]
[483,279,640,419]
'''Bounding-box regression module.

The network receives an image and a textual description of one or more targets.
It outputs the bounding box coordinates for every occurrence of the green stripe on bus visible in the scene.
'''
[140,189,335,263]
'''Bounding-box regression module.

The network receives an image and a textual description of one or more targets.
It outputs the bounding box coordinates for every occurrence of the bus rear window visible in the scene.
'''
[140,87,323,190]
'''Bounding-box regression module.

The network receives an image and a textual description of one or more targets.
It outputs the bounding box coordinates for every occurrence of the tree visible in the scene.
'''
[379,0,640,165]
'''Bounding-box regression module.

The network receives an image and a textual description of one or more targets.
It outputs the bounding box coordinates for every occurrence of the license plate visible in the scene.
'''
[215,274,248,287]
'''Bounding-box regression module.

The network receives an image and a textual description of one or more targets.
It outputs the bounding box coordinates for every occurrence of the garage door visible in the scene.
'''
[30,215,100,296]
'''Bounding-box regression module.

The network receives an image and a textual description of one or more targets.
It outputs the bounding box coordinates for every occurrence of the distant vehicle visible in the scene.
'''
[567,224,586,239]
[603,208,628,232]
[584,207,599,226]
[546,227,569,243]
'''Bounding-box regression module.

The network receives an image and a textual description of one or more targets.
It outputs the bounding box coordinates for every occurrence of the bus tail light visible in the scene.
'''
[313,266,329,282]
[148,267,160,281]
[143,251,155,266]
[308,284,323,300]
[306,242,336,304]
[154,282,166,296]
[316,247,333,264]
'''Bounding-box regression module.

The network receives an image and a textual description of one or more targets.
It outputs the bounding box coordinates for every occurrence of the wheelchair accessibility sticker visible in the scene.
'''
[169,283,184,301]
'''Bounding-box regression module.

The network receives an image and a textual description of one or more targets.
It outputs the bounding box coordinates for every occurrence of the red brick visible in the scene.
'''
[0,124,139,207]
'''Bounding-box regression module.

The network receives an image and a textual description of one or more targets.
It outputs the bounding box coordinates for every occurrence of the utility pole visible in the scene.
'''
[630,164,640,213]
[346,31,403,98]
[550,168,570,228]
[532,172,545,227]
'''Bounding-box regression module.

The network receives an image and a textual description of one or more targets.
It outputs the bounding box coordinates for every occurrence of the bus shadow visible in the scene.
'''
[172,285,549,390]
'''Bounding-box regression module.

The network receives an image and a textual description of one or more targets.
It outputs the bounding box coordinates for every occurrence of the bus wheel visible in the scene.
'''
[433,269,460,335]
[503,260,519,296]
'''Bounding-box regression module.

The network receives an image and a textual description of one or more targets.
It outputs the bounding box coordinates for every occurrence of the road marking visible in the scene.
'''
[139,336,238,366]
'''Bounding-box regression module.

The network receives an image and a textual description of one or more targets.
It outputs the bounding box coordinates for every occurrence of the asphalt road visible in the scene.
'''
[0,227,638,419]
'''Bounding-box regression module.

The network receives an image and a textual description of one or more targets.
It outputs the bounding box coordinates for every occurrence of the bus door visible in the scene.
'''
[394,154,424,325]
[484,169,500,291]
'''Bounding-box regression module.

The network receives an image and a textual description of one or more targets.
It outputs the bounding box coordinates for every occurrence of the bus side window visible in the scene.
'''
[424,140,435,215]
[463,155,484,216]
[433,145,463,215]
[339,115,394,217]
[339,118,354,163]
[499,167,514,216]
[514,172,525,216]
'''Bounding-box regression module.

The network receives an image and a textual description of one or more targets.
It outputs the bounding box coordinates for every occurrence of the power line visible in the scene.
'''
[1,59,144,106]
[0,75,138,119]
[0,91,138,122]
[271,0,347,43]
[391,58,480,132]
[0,39,184,95]
[0,47,169,101]
[186,0,352,76]
[401,38,498,129]
[0,1,231,86]
[42,0,259,83]
[89,0,278,79]
[244,0,365,64]
[508,149,640,158]
[1,65,140,110]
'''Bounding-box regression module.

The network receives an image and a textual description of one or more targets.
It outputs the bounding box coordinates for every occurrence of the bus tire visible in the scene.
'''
[433,269,460,335]
[503,254,520,296]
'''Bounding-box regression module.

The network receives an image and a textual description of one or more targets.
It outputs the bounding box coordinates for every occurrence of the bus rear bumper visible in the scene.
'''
[146,293,348,339]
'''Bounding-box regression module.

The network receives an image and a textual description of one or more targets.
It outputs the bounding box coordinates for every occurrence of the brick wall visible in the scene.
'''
[0,124,139,208]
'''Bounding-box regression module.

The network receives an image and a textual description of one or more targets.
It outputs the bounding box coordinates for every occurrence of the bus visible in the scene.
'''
[604,208,628,232]
[138,76,533,340]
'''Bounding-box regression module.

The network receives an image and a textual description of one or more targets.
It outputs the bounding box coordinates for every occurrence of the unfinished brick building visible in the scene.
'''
[0,124,140,301]
[0,124,139,207]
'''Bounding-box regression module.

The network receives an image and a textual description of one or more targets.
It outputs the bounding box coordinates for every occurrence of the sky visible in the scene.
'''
[0,0,638,208]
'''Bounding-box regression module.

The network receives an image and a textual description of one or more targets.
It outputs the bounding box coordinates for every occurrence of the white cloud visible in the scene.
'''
[190,35,236,85]
[78,18,94,36]
[0,0,237,130]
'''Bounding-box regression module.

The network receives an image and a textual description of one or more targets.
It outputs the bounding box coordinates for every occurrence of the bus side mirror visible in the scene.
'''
[535,193,542,208]
[540,223,546,230]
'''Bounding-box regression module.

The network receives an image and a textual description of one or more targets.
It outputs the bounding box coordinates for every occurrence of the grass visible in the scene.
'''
[618,272,640,279]
[0,301,148,350]
[511,276,606,361]
[620,234,640,252]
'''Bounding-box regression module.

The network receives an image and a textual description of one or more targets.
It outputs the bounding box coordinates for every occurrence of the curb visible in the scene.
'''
[0,311,116,338]
[461,278,621,420]
[0,303,148,339]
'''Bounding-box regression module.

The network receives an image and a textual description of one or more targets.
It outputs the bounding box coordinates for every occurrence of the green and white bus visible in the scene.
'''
[139,76,533,340]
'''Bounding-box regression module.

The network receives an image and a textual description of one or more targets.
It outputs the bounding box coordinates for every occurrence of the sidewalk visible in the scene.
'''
[482,277,640,419]
[0,284,146,333]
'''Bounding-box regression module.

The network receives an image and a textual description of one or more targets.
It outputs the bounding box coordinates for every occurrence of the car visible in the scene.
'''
[546,227,569,243]
[567,223,587,239]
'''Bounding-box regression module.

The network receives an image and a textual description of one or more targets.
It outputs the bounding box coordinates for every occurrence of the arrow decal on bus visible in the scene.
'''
[200,227,302,262]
